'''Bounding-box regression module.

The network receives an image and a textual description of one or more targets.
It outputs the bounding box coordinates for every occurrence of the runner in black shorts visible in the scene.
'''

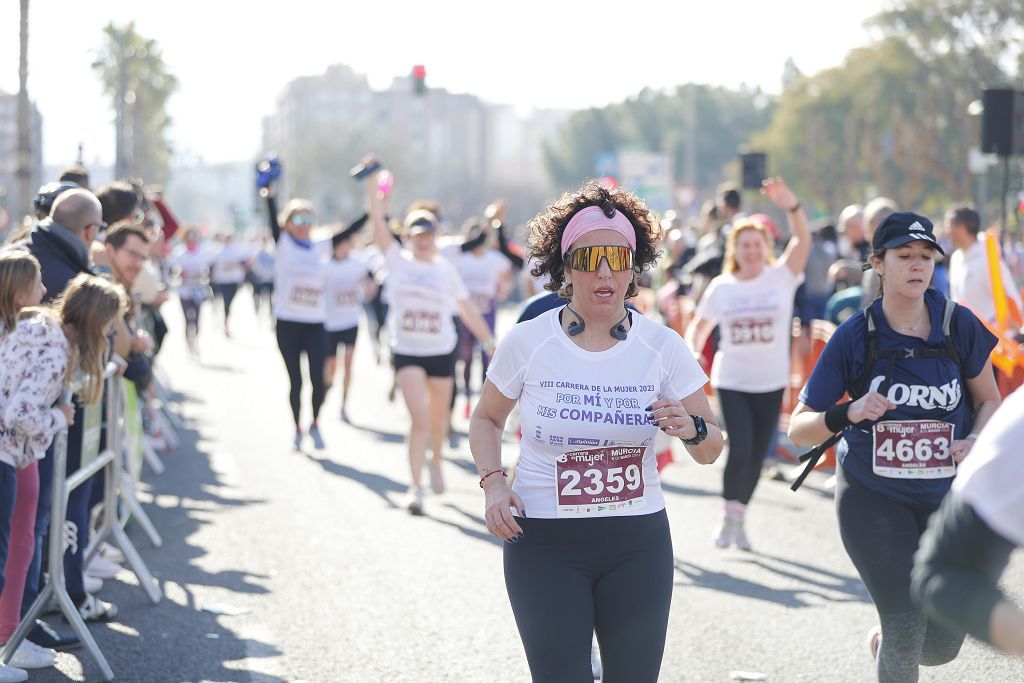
[366,166,495,515]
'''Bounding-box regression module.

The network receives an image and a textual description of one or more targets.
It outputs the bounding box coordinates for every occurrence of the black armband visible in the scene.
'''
[824,401,853,433]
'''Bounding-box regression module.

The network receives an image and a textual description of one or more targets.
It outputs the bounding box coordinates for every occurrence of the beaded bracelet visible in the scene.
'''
[479,470,508,488]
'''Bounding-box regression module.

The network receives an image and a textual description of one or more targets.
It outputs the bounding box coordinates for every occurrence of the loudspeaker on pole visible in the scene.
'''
[981,89,1024,157]
[740,152,767,189]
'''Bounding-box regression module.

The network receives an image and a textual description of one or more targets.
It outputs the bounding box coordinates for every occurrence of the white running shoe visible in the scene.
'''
[405,487,424,516]
[86,555,122,579]
[0,663,27,682]
[84,575,103,594]
[429,461,446,495]
[100,542,126,564]
[713,515,734,548]
[6,639,55,669]
[78,595,118,622]
[732,517,753,552]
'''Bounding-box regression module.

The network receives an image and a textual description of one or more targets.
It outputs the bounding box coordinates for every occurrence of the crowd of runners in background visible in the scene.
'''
[0,154,1021,682]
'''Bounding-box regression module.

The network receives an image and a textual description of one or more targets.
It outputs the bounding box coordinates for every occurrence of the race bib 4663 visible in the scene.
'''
[872,420,956,479]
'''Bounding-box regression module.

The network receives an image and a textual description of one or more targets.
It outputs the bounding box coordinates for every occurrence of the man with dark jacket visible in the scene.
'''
[18,189,119,643]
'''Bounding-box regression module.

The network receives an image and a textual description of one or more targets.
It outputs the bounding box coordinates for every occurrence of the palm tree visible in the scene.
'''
[92,22,178,183]
[15,0,31,223]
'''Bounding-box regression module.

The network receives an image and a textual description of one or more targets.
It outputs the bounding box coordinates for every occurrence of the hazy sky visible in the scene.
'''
[0,0,888,167]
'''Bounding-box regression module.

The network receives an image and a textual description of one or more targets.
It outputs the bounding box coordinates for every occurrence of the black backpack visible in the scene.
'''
[791,298,962,491]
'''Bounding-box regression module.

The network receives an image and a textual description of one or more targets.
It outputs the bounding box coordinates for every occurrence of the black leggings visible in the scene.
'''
[836,466,965,682]
[181,297,202,339]
[504,510,673,683]
[275,319,328,425]
[717,387,784,504]
[213,283,239,319]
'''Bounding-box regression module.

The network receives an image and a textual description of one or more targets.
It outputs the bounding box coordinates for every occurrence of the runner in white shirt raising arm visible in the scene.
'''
[366,167,495,516]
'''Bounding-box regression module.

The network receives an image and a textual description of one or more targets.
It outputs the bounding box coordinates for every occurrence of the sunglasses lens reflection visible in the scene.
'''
[569,246,633,272]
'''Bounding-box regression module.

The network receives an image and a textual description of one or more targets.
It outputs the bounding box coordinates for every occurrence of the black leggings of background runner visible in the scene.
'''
[275,319,327,425]
[504,510,673,683]
[836,465,964,682]
[717,387,784,504]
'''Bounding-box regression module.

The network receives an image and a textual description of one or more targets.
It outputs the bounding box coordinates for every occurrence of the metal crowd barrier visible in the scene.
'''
[0,366,165,681]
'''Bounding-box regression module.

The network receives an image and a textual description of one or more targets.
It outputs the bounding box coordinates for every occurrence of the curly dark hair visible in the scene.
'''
[528,180,662,298]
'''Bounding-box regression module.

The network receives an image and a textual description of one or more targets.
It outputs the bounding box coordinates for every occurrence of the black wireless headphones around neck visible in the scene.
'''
[564,305,631,340]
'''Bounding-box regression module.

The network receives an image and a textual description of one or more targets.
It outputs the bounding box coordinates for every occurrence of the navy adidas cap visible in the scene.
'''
[872,211,945,256]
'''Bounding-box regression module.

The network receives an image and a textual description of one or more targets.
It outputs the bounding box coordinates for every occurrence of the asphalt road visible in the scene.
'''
[31,291,1024,682]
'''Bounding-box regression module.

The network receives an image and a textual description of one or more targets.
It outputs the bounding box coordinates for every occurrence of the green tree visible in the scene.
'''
[92,22,178,184]
[542,84,774,198]
[755,0,1023,216]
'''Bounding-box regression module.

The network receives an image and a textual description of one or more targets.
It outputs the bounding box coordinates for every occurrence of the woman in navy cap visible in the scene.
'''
[789,211,1002,681]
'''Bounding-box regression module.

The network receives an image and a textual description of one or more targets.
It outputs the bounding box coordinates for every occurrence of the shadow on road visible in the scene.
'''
[346,420,406,444]
[437,502,502,547]
[307,454,404,508]
[42,387,283,683]
[673,551,868,608]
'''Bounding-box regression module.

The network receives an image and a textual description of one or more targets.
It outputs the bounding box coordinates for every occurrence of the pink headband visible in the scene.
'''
[560,206,637,255]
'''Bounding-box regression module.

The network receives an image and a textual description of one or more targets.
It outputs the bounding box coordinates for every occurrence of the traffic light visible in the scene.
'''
[412,65,426,96]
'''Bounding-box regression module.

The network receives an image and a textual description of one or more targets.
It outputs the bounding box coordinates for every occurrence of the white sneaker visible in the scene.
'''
[6,639,55,669]
[405,487,424,516]
[713,515,734,548]
[78,594,118,622]
[0,663,27,683]
[86,555,122,580]
[84,575,103,594]
[100,542,126,564]
[732,518,752,551]
[429,461,445,495]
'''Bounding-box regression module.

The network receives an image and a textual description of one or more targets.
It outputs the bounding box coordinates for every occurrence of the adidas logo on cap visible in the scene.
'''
[909,221,925,231]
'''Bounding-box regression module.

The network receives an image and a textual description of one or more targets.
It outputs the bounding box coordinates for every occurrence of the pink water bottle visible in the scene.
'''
[376,170,394,197]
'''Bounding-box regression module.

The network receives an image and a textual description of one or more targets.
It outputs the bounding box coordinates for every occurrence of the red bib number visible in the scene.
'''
[729,317,774,345]
[402,310,441,334]
[872,420,955,479]
[555,446,646,518]
[289,285,323,308]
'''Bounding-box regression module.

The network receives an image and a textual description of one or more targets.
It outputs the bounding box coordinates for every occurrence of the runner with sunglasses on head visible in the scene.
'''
[684,177,811,550]
[470,180,723,682]
[264,180,331,451]
[789,212,1002,681]
[365,169,496,516]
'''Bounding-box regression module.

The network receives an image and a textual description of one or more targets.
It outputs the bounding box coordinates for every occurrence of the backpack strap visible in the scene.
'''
[941,298,962,373]
[851,307,879,398]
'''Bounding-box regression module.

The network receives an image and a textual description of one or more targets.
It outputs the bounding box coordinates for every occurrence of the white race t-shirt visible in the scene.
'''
[324,256,368,332]
[696,263,803,392]
[487,308,707,519]
[172,247,213,301]
[953,385,1024,547]
[949,238,1023,325]
[447,248,511,313]
[273,233,331,324]
[385,243,469,356]
[211,244,250,285]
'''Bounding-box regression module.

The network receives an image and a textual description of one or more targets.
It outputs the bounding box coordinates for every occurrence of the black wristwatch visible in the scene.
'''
[680,415,708,446]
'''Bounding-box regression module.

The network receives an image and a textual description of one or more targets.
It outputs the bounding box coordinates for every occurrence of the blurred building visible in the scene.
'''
[0,88,43,222]
[261,64,568,227]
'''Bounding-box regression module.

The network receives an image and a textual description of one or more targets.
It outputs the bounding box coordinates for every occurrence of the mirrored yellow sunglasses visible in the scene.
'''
[565,245,634,272]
